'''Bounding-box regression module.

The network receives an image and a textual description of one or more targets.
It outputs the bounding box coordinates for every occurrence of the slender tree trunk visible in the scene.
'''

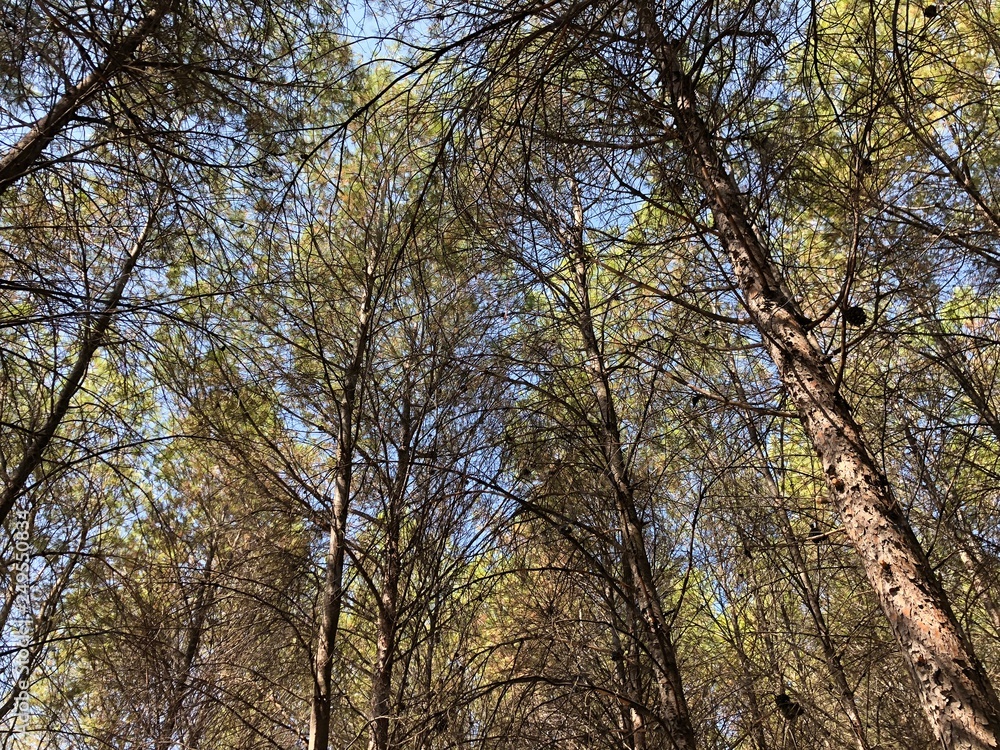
[565,179,697,750]
[955,545,1000,636]
[308,428,353,750]
[624,596,655,750]
[609,577,657,750]
[369,606,398,750]
[368,393,410,750]
[308,297,373,750]
[0,1,172,197]
[0,212,156,527]
[636,7,1000,746]
[777,505,870,750]
[155,546,216,750]
[736,400,871,750]
[608,600,644,750]
[728,614,770,750]
[0,524,88,720]
[921,311,1000,442]
[413,602,439,750]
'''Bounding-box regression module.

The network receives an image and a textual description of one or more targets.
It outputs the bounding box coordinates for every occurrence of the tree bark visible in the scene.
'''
[0,1,172,198]
[368,391,410,750]
[636,5,1000,747]
[608,597,647,750]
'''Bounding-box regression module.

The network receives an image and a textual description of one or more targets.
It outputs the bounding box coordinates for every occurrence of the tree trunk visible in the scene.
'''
[0,1,172,198]
[608,588,652,750]
[0,525,88,720]
[308,297,373,750]
[155,546,216,750]
[308,429,353,750]
[368,392,410,750]
[921,311,1000,443]
[636,8,1000,746]
[0,211,156,527]
[566,179,697,750]
[736,399,871,750]
[776,505,871,750]
[728,614,770,750]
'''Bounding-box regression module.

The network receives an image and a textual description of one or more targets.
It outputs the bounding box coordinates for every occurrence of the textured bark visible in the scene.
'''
[565,180,697,750]
[635,4,1000,747]
[0,2,172,197]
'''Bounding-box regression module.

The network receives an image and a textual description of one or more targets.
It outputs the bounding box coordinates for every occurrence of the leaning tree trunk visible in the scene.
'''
[635,4,1000,747]
[565,180,697,750]
[0,1,172,198]
[0,210,157,527]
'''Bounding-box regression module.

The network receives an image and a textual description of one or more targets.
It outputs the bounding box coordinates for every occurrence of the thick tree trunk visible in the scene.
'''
[0,2,171,197]
[566,181,697,750]
[635,8,1000,747]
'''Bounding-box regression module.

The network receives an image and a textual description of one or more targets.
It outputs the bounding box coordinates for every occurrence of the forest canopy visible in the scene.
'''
[3,1,1000,749]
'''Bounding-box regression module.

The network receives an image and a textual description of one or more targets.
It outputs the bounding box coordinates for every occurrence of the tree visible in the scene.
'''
[421,0,1000,744]
[10,1,1000,749]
